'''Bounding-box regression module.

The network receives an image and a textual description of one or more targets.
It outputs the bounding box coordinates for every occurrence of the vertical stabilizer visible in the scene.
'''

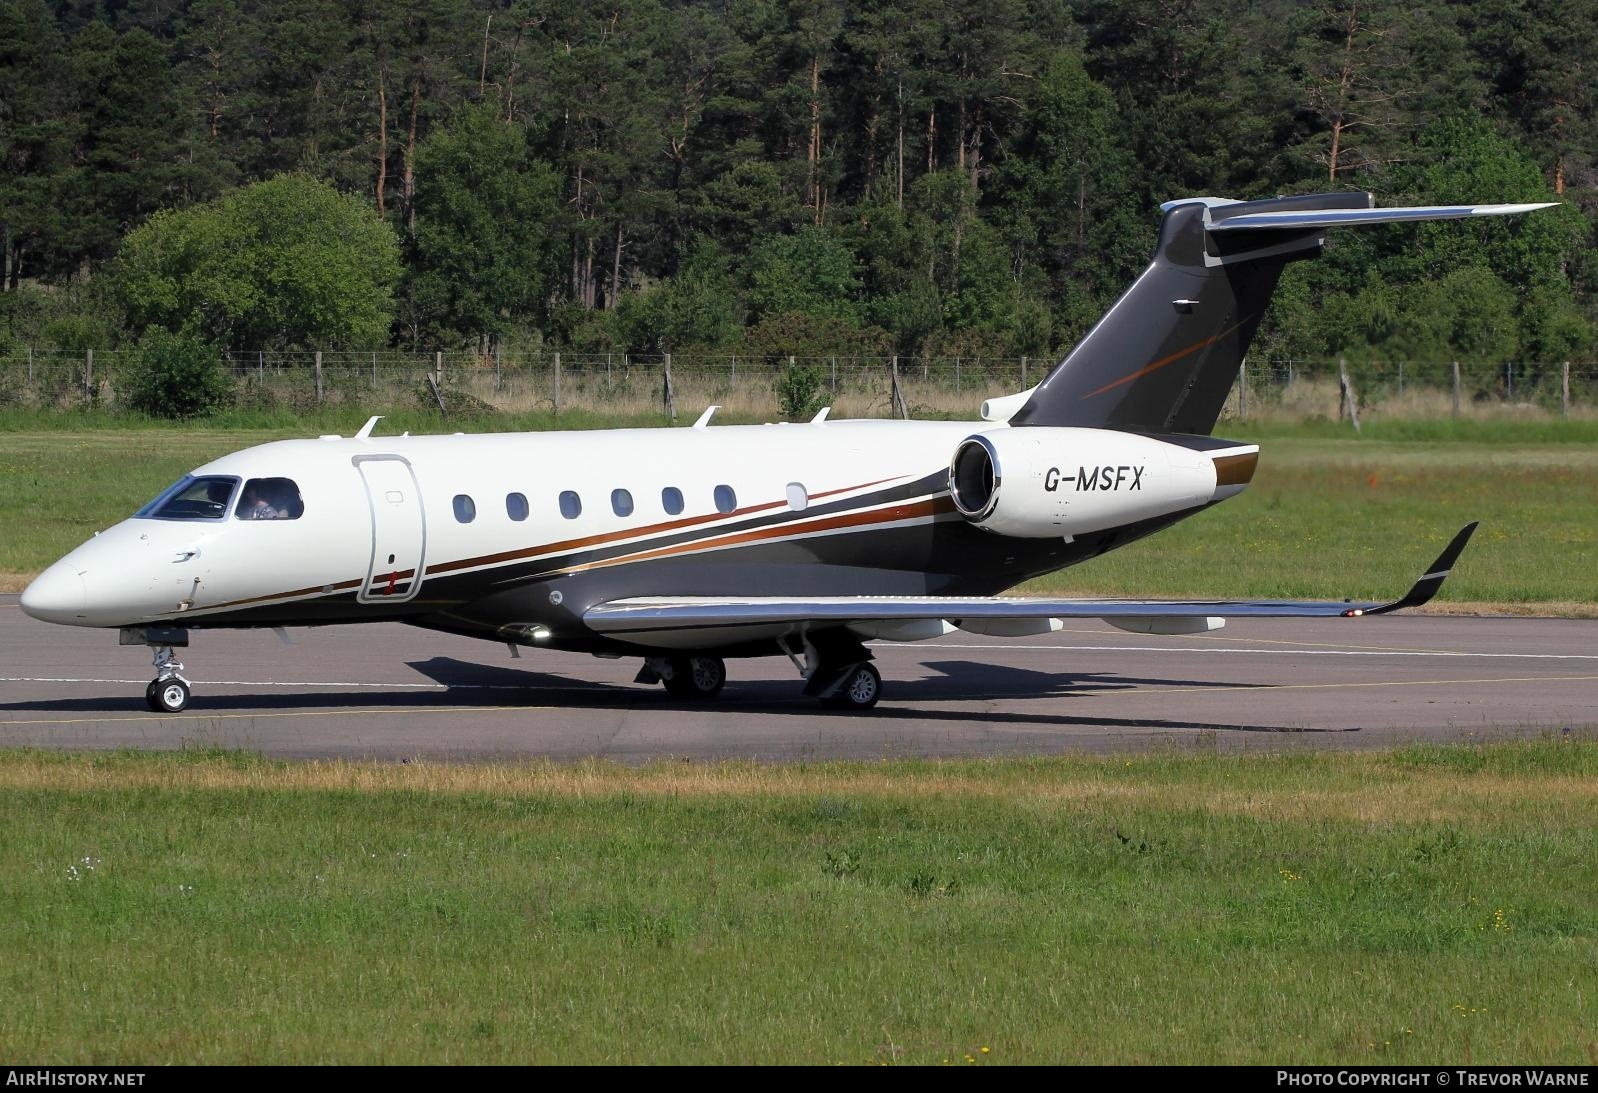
[1008,192,1554,435]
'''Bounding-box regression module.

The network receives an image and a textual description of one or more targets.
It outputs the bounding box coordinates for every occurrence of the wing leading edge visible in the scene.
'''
[584,524,1479,636]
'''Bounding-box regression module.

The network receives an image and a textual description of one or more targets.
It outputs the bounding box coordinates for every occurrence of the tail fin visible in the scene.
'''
[1007,193,1555,435]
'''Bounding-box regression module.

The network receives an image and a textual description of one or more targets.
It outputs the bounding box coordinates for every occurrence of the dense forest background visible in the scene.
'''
[2,0,1596,374]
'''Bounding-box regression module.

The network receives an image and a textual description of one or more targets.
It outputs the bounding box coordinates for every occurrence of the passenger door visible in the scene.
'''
[354,456,426,603]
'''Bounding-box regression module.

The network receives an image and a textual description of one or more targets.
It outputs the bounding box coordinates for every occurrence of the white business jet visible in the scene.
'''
[21,193,1548,713]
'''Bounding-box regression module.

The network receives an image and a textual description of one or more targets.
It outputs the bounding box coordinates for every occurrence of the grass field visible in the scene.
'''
[1,744,1595,1064]
[2,416,1592,610]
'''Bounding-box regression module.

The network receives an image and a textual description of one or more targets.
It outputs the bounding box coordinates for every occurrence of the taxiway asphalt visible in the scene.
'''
[2,595,1593,760]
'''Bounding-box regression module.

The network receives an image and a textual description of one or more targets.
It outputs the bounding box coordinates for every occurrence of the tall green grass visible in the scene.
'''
[1,744,1594,1064]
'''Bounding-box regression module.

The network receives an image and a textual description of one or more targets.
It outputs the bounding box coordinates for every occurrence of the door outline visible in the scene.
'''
[353,454,427,604]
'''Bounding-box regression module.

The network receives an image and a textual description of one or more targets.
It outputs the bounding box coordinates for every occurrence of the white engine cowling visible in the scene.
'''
[947,427,1234,538]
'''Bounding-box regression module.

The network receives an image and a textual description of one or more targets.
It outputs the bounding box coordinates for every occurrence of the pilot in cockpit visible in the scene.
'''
[239,483,283,520]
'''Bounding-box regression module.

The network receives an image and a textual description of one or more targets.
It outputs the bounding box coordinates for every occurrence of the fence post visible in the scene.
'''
[1020,355,1027,388]
[1239,359,1248,420]
[434,351,443,391]
[1563,361,1571,419]
[730,355,736,384]
[84,349,93,400]
[1397,361,1404,398]
[1338,356,1360,432]
[314,351,323,403]
[553,351,561,415]
[495,345,502,393]
[371,351,377,390]
[259,350,264,381]
[663,352,676,423]
[830,355,837,395]
[607,351,613,391]
[1452,361,1461,418]
[890,356,908,420]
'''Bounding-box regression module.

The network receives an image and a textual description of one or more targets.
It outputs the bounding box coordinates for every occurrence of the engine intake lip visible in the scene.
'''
[949,435,1001,520]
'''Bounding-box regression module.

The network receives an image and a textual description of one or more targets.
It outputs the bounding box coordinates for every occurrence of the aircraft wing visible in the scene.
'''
[584,523,1478,636]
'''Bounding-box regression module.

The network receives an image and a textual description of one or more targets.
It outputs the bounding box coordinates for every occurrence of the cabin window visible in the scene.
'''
[559,491,582,520]
[611,489,634,517]
[137,475,240,521]
[235,477,304,520]
[661,486,684,516]
[714,484,737,513]
[506,493,529,521]
[452,494,476,523]
[786,482,808,511]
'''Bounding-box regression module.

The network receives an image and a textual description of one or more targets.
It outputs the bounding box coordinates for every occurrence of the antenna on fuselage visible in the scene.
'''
[355,416,383,439]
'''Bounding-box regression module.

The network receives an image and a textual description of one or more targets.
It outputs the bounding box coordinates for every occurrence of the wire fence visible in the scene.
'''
[1,348,1595,421]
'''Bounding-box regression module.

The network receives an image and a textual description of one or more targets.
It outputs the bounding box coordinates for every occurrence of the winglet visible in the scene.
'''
[693,405,719,429]
[355,415,383,439]
[1353,522,1479,616]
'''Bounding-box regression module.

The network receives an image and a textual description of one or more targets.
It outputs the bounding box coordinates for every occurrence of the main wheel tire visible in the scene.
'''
[824,663,881,711]
[662,655,727,699]
[153,678,190,714]
[144,681,162,712]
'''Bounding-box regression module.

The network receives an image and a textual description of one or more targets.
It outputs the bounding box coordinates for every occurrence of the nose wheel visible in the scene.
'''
[144,645,192,713]
[146,677,191,713]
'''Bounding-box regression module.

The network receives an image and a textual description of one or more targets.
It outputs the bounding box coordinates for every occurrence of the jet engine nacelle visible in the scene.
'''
[947,427,1218,538]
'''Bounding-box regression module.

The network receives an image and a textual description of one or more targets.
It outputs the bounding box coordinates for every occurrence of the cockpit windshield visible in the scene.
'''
[134,476,240,521]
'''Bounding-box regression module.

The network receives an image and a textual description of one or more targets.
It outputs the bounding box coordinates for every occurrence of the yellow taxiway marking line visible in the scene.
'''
[1082,674,1598,700]
[1187,630,1489,656]
[0,704,558,728]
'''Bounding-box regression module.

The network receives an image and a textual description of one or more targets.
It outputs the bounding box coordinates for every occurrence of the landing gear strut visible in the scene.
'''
[639,655,727,700]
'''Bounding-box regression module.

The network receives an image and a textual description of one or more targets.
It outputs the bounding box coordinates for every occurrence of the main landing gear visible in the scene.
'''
[636,634,884,711]
[791,631,882,711]
[637,655,727,700]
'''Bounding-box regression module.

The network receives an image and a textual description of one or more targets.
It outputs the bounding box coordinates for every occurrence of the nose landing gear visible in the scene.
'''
[145,646,191,713]
[121,626,193,713]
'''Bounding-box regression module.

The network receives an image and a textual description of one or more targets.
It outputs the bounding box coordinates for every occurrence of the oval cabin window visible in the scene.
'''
[506,493,529,521]
[714,485,737,514]
[611,489,634,517]
[559,491,582,520]
[661,487,684,516]
[453,494,476,523]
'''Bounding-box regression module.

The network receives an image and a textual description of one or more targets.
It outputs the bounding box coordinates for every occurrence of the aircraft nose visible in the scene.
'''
[20,561,87,624]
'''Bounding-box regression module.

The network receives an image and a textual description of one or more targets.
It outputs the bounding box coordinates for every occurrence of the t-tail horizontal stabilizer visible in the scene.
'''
[1206,204,1557,232]
[582,523,1482,635]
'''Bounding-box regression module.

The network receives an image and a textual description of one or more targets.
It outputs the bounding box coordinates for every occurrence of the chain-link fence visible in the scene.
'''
[1,348,1594,421]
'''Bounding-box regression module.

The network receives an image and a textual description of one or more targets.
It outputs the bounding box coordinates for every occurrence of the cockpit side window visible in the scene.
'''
[135,476,240,521]
[235,477,304,520]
